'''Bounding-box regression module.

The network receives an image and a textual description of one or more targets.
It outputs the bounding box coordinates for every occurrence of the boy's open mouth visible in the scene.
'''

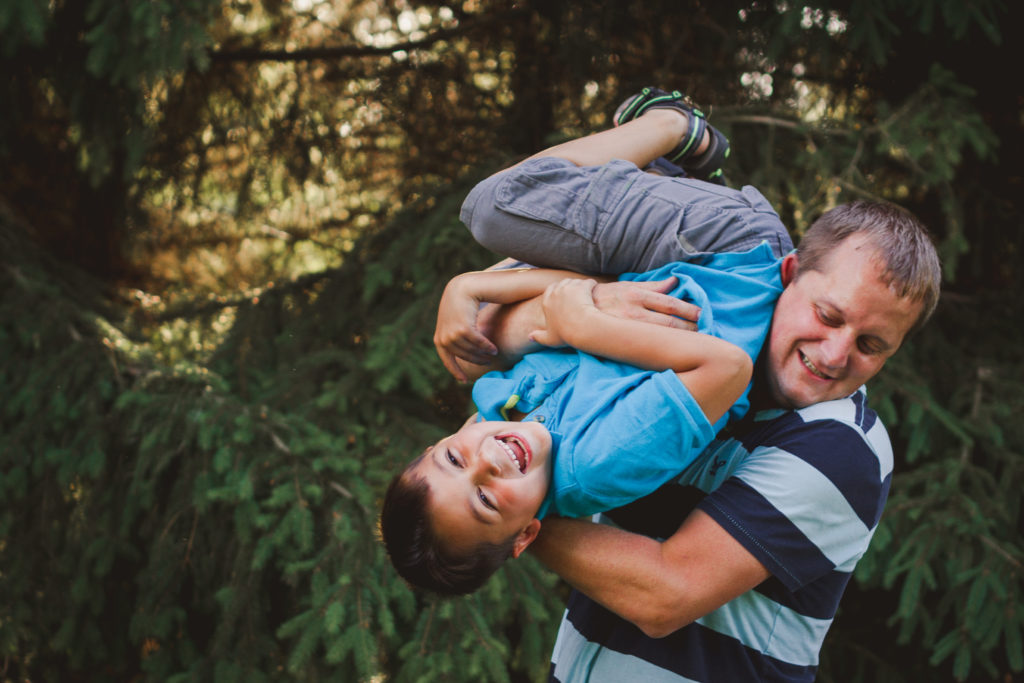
[496,435,530,473]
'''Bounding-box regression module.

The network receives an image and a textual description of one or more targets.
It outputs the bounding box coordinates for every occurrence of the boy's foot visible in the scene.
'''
[614,87,730,184]
[644,157,686,178]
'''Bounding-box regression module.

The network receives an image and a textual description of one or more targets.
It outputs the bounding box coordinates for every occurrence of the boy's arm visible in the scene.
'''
[434,268,603,381]
[532,279,751,425]
[440,277,703,382]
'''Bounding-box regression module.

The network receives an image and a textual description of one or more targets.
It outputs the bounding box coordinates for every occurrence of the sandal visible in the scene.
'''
[614,87,730,184]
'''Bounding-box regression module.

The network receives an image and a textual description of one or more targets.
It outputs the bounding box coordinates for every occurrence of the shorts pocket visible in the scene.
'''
[494,158,599,239]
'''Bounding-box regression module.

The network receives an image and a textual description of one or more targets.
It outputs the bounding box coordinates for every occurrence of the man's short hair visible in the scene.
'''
[380,462,516,596]
[796,200,941,335]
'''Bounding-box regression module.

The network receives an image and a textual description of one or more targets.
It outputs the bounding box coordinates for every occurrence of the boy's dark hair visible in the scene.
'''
[380,458,517,596]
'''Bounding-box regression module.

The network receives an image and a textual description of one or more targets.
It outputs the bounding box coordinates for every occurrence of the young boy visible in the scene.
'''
[380,87,786,595]
[381,245,783,595]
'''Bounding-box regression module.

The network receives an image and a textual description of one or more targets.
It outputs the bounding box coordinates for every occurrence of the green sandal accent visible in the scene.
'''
[613,87,730,185]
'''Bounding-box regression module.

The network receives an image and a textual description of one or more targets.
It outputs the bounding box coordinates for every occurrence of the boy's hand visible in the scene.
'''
[434,273,498,382]
[592,278,700,331]
[529,278,600,348]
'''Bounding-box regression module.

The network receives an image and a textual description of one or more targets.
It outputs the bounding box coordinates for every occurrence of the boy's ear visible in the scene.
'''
[780,253,799,286]
[510,519,542,558]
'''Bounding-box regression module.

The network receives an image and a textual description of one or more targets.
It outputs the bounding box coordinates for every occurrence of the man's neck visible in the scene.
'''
[748,360,785,414]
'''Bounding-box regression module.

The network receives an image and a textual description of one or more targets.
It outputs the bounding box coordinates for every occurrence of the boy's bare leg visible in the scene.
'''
[526,110,709,169]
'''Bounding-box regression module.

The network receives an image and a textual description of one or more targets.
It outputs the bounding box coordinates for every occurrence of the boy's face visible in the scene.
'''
[410,419,552,554]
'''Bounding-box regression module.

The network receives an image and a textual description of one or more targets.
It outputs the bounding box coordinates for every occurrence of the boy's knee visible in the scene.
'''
[460,170,513,251]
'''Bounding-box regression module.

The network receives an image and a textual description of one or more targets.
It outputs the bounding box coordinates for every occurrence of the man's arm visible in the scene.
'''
[529,511,770,638]
[531,407,888,638]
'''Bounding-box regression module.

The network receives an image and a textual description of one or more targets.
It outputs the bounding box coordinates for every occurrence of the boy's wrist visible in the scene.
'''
[451,271,488,303]
[558,304,605,349]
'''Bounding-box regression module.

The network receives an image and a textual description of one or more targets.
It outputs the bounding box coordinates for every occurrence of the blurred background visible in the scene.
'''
[1,1,1021,681]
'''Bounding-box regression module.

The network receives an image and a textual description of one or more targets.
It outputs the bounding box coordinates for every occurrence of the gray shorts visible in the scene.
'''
[460,157,793,275]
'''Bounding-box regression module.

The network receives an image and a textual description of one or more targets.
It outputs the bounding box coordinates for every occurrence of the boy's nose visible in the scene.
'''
[472,449,502,478]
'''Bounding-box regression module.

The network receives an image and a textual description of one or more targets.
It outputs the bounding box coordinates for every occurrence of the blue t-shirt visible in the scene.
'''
[472,243,783,519]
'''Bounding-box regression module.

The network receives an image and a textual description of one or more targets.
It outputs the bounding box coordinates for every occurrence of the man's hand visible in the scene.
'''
[434,274,498,382]
[529,278,600,348]
[592,277,700,331]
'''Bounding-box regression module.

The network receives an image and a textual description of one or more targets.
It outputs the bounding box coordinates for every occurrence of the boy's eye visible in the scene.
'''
[446,451,461,468]
[478,489,496,510]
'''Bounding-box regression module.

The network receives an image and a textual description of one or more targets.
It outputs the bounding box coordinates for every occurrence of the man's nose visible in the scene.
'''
[819,330,854,369]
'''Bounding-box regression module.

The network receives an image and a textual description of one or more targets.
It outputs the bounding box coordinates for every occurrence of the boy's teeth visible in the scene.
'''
[499,440,519,467]
[497,437,525,472]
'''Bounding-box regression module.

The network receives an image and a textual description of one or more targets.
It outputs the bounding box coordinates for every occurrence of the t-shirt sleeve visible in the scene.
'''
[697,417,892,591]
[552,369,715,518]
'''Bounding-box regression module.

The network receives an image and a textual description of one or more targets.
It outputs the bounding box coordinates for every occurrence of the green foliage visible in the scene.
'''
[853,297,1024,682]
[0,0,48,54]
[1,0,217,183]
[84,0,213,87]
[1,180,560,681]
[752,0,1005,68]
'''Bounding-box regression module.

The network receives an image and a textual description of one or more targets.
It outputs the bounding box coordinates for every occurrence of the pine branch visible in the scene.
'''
[726,114,811,132]
[209,10,527,64]
[979,535,1024,571]
[142,269,334,324]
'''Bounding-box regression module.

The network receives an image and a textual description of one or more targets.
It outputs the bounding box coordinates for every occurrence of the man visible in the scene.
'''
[438,88,941,681]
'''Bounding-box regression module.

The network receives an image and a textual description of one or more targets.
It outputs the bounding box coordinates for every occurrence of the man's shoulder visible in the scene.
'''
[746,388,889,454]
[736,389,893,515]
[796,387,884,431]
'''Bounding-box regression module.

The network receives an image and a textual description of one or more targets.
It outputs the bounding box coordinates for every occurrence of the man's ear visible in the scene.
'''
[510,519,542,558]
[780,253,799,287]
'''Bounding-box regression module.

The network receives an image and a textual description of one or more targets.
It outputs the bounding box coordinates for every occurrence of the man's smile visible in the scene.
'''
[799,351,833,381]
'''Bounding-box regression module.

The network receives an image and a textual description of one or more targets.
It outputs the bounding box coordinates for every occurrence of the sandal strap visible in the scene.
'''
[682,125,730,185]
[665,110,707,165]
[614,87,689,124]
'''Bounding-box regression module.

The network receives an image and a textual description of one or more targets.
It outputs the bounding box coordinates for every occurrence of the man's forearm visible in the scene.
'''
[459,267,589,306]
[530,517,684,637]
[449,275,700,381]
[530,513,770,638]
[436,297,550,384]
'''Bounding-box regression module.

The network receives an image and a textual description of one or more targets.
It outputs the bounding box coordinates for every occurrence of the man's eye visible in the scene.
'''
[858,340,883,355]
[816,308,840,326]
[478,489,496,510]
[446,451,461,467]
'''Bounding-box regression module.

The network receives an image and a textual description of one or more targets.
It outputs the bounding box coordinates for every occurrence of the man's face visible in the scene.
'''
[764,234,923,410]
[410,419,552,554]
